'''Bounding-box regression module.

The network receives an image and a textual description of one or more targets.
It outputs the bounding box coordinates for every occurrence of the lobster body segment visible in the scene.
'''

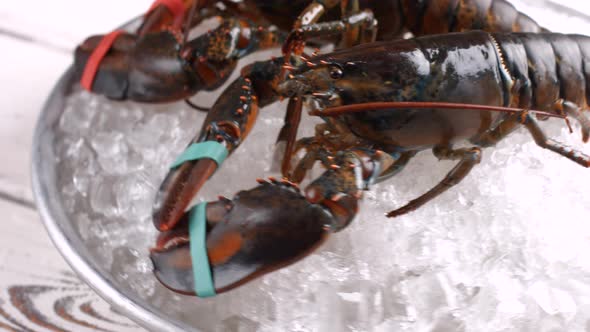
[396,0,544,37]
[496,33,588,110]
[365,0,544,40]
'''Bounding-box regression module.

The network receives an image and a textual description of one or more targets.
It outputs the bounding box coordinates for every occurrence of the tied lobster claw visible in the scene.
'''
[151,148,395,295]
[152,138,228,232]
[75,29,204,102]
[150,182,332,295]
[153,58,285,231]
[74,7,285,103]
[152,76,259,231]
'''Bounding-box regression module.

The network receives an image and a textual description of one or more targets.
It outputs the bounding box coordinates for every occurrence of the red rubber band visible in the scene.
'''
[146,0,186,22]
[81,0,186,91]
[80,30,125,91]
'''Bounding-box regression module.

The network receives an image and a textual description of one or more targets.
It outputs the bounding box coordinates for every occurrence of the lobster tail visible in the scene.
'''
[487,0,544,33]
[401,0,544,36]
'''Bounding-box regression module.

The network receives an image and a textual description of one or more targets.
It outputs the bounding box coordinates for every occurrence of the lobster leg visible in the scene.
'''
[523,114,590,168]
[338,0,379,47]
[559,100,590,143]
[183,18,287,92]
[471,113,524,147]
[290,142,339,183]
[277,97,304,177]
[374,151,417,183]
[477,112,590,167]
[283,0,377,56]
[283,9,378,55]
[285,117,373,181]
[283,0,381,55]
[473,109,590,168]
[386,146,483,218]
[291,149,323,183]
[339,0,360,48]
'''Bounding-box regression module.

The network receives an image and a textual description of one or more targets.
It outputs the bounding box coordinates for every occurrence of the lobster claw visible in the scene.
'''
[152,148,393,295]
[74,32,138,100]
[152,75,260,231]
[152,149,220,232]
[150,182,332,295]
[75,30,206,102]
[152,58,286,231]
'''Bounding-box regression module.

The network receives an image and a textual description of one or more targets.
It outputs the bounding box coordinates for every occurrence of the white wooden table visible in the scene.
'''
[0,0,588,331]
[0,2,151,331]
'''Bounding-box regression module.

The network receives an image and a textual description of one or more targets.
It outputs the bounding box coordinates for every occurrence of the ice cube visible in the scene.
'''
[111,247,156,299]
[89,176,119,218]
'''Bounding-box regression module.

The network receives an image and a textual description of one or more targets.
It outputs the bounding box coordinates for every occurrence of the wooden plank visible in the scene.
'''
[0,1,152,52]
[513,0,590,33]
[0,2,159,331]
[0,200,144,332]
[0,36,70,205]
[0,3,176,331]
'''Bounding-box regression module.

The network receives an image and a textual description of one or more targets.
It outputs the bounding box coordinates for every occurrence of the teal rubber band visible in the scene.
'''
[189,202,216,298]
[171,141,229,169]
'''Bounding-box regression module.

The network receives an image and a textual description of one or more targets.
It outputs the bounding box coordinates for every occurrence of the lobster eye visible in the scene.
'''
[329,65,343,79]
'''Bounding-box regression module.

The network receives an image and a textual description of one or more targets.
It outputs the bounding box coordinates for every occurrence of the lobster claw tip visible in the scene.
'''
[152,158,218,231]
[150,215,194,293]
[151,243,196,295]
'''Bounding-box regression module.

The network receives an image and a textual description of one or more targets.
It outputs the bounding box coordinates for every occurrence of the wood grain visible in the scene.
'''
[0,35,69,207]
[0,200,145,332]
[0,0,152,52]
[0,2,151,331]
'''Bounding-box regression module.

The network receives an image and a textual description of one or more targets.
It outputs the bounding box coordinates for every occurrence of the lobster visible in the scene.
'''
[149,31,590,296]
[73,0,543,105]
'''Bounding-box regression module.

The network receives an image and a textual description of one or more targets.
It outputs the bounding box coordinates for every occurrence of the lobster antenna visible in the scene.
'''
[312,102,567,120]
[278,97,304,177]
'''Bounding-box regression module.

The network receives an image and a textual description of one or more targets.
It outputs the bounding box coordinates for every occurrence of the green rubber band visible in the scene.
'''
[189,202,216,297]
[171,141,229,169]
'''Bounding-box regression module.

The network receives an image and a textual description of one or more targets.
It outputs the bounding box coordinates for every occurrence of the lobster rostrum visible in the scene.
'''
[74,0,543,105]
[151,31,590,296]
